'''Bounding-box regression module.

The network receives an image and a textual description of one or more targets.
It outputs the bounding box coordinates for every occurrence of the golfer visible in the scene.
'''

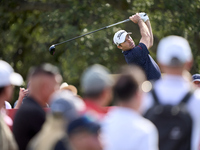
[113,13,161,81]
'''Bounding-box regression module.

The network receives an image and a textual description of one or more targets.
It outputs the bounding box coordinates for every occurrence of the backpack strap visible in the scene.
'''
[151,88,193,105]
[151,88,160,104]
[180,90,193,104]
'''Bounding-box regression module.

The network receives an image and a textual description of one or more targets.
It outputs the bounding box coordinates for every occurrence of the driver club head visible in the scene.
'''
[49,45,56,55]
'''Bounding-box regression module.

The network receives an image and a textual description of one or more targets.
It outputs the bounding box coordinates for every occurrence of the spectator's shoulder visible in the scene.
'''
[16,100,44,118]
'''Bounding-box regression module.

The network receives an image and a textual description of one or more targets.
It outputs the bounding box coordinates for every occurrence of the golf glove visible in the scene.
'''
[139,12,149,22]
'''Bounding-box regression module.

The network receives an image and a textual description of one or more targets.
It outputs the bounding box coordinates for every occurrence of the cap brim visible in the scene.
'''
[10,72,23,86]
[67,85,78,95]
[87,122,100,134]
[118,32,132,45]
[68,116,100,135]
[193,79,200,82]
[61,85,78,95]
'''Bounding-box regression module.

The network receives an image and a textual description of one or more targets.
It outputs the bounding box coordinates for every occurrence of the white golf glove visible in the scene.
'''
[139,12,149,22]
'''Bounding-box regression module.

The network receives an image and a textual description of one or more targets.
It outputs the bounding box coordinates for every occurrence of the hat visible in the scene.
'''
[0,60,23,87]
[113,30,132,45]
[157,35,193,66]
[60,82,78,95]
[81,64,113,94]
[67,116,100,136]
[50,90,86,122]
[4,101,12,109]
[192,74,200,82]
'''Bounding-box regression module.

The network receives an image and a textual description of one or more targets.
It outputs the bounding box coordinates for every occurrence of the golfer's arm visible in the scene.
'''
[138,20,150,49]
[145,20,153,49]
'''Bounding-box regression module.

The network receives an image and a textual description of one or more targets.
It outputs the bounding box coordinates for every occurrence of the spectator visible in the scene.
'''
[13,63,62,150]
[113,12,161,81]
[27,90,85,150]
[101,65,158,150]
[0,60,23,150]
[60,82,78,95]
[142,35,200,150]
[192,74,200,88]
[14,87,29,109]
[68,116,102,150]
[81,64,113,120]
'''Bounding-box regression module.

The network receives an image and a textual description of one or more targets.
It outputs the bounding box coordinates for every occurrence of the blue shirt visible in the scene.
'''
[122,43,161,81]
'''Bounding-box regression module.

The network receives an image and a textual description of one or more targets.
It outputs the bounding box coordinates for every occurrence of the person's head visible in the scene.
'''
[157,35,193,75]
[0,60,23,107]
[60,82,78,95]
[81,64,113,106]
[50,90,85,121]
[192,74,200,88]
[113,65,146,110]
[67,116,102,150]
[28,63,62,106]
[113,30,135,51]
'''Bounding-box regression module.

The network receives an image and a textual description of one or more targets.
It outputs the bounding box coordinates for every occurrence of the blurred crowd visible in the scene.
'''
[1,13,200,150]
[0,36,200,150]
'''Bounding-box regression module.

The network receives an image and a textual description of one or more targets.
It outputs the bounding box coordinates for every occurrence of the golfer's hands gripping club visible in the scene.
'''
[129,13,142,24]
[139,12,149,22]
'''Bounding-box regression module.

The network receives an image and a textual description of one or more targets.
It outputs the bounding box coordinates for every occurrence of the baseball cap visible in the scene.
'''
[67,116,100,136]
[113,30,132,45]
[81,64,113,94]
[60,82,78,95]
[157,35,193,66]
[50,90,86,122]
[0,60,23,87]
[192,74,200,82]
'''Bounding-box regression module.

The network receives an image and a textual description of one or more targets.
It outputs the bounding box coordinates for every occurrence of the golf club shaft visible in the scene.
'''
[54,19,131,46]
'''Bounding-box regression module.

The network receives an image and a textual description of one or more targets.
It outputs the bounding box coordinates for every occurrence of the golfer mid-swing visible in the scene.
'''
[113,13,161,81]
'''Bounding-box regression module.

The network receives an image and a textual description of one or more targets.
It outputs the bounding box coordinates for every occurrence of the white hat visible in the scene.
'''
[192,74,200,82]
[5,101,12,109]
[157,35,193,66]
[113,30,132,45]
[0,60,23,87]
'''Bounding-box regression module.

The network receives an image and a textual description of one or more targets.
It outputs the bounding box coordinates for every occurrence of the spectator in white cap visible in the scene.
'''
[192,74,200,88]
[0,60,23,150]
[81,64,113,121]
[142,35,200,150]
[113,12,161,81]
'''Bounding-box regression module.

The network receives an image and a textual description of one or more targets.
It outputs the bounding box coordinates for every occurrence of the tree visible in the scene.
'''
[0,0,130,103]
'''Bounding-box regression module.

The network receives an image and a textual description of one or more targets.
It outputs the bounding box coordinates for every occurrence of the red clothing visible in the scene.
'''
[83,99,110,121]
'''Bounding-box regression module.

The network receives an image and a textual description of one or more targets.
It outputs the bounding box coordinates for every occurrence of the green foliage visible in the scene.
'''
[1,0,128,104]
[1,0,200,105]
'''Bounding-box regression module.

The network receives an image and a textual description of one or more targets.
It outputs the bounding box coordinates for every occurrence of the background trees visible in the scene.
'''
[1,0,200,103]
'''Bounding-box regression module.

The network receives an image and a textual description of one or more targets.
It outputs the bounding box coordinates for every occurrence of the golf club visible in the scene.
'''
[49,18,131,55]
